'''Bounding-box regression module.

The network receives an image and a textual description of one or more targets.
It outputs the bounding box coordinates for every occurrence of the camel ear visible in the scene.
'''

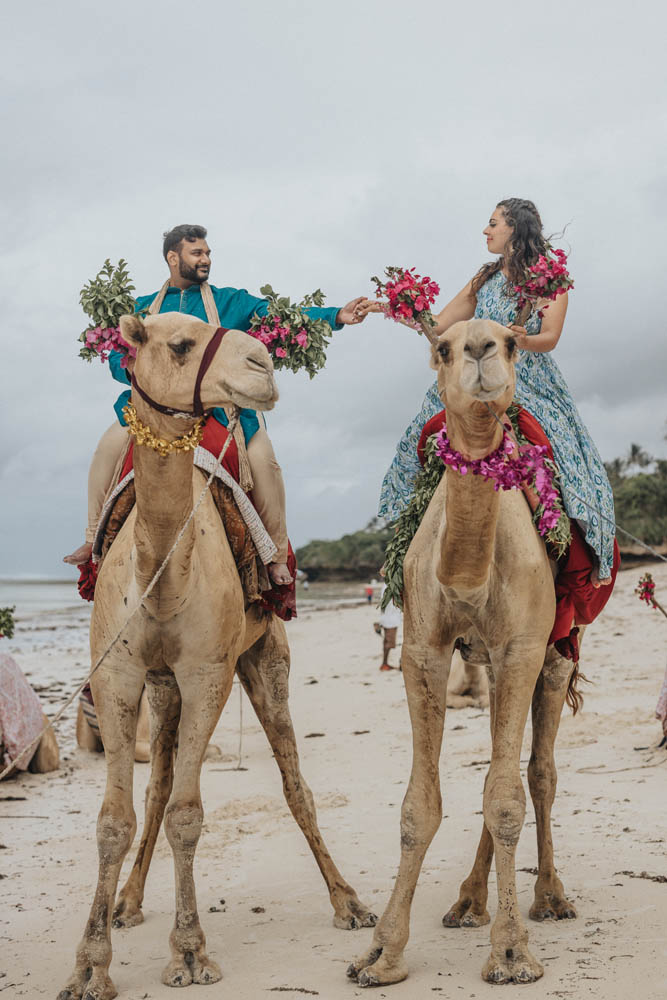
[119,314,147,346]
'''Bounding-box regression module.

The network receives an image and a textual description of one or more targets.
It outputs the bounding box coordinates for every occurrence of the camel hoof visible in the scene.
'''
[112,899,144,929]
[482,948,543,985]
[460,909,490,928]
[333,896,377,930]
[356,953,409,988]
[346,947,383,980]
[161,961,194,988]
[192,958,222,986]
[530,898,577,922]
[191,955,222,985]
[443,902,490,928]
[81,974,118,1000]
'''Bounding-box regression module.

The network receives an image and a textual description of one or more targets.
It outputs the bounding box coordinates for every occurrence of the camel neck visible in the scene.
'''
[131,405,198,614]
[437,409,504,597]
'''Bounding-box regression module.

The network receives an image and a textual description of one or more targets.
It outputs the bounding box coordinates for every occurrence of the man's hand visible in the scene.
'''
[336,296,368,325]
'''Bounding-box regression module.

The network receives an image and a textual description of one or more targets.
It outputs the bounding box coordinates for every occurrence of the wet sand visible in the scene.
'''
[1,564,666,999]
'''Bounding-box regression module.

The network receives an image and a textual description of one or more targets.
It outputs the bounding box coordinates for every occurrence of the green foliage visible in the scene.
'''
[296,522,394,580]
[381,434,445,610]
[604,443,667,548]
[0,606,16,640]
[612,459,667,546]
[249,284,334,379]
[78,259,137,361]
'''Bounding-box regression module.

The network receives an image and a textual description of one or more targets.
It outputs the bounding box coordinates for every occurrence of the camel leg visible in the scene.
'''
[443,665,496,928]
[76,702,104,754]
[481,649,545,985]
[113,671,182,929]
[57,662,145,1000]
[29,713,60,773]
[347,637,451,987]
[528,650,578,922]
[160,663,234,988]
[236,617,376,930]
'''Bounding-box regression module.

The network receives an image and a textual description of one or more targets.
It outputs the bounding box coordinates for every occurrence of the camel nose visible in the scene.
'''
[464,340,497,361]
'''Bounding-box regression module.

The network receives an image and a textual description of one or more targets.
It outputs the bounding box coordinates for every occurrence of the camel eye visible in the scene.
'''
[438,342,450,361]
[169,339,194,357]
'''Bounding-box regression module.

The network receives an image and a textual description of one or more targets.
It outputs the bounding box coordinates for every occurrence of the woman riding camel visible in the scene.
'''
[360,198,616,586]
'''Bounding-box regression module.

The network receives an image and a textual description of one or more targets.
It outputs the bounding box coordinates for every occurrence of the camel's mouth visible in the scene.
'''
[471,383,511,402]
[218,376,279,412]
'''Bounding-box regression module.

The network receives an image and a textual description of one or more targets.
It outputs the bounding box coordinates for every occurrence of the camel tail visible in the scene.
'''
[566,661,588,715]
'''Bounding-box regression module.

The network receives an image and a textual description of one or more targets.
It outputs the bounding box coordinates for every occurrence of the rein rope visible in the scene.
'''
[0,410,241,782]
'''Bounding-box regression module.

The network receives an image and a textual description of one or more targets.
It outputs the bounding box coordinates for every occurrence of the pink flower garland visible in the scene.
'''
[434,423,562,537]
[81,325,136,367]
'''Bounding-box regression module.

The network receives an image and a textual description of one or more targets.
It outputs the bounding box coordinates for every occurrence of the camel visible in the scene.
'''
[446,649,489,709]
[348,318,578,988]
[58,312,373,1000]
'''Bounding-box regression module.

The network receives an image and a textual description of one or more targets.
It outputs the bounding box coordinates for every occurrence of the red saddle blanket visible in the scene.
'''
[78,417,297,621]
[418,407,620,661]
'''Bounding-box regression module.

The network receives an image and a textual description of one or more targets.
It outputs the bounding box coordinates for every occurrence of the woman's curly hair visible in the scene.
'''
[471,198,550,296]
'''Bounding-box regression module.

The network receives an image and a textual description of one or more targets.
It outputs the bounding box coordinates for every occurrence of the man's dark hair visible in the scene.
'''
[162,224,207,261]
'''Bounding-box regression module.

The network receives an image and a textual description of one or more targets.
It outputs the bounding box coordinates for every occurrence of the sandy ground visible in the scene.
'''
[1,564,666,1000]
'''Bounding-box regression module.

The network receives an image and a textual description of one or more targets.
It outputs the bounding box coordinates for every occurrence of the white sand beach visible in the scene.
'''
[1,564,666,999]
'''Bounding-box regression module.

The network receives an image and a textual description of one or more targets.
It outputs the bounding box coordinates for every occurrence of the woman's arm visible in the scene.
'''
[432,280,477,334]
[355,280,477,332]
[510,292,568,353]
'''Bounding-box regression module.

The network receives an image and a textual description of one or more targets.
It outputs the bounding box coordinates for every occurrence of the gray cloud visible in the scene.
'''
[1,0,666,576]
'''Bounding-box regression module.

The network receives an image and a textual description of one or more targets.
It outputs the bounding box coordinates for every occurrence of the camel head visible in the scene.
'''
[432,319,518,421]
[118,313,279,414]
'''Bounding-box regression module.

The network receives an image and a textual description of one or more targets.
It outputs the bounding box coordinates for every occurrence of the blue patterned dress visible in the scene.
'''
[377,271,616,578]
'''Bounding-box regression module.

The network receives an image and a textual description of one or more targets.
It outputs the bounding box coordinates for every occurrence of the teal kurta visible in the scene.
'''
[109,282,342,441]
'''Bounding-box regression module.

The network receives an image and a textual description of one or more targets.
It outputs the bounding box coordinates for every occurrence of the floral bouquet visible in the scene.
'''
[514,247,574,325]
[371,266,440,340]
[78,259,138,367]
[636,573,667,618]
[248,285,334,379]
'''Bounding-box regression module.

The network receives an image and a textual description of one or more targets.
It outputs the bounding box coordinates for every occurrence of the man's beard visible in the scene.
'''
[178,256,209,285]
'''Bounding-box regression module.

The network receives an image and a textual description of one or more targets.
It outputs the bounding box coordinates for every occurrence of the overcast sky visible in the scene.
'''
[1,0,666,578]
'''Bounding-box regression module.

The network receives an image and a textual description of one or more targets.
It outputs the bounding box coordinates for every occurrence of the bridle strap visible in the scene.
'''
[130,326,229,419]
[193,325,227,416]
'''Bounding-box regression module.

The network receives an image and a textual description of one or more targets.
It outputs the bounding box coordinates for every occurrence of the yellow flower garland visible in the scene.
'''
[122,402,205,457]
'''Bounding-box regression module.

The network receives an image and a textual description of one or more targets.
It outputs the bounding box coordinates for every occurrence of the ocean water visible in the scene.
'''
[0,579,83,617]
[0,577,373,626]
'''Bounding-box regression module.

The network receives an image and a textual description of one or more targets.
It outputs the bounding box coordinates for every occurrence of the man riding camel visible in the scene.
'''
[64,224,366,585]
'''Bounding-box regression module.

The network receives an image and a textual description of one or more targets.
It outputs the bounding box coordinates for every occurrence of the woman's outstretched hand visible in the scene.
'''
[336,297,370,325]
[353,298,385,319]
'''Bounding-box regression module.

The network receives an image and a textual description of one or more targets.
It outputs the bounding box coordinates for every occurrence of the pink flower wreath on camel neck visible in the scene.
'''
[434,422,562,538]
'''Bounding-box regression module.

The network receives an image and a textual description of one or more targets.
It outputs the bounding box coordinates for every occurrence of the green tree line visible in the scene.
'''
[296,444,667,579]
